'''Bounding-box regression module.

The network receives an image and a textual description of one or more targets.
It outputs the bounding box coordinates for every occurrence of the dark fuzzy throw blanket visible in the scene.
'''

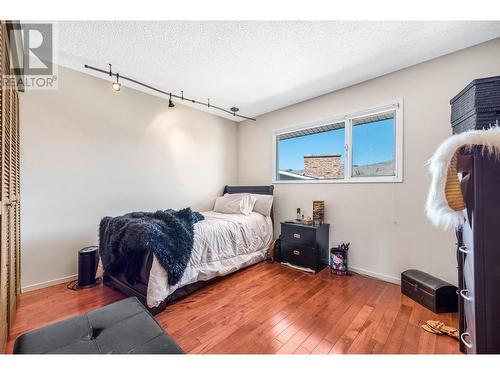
[99,208,204,286]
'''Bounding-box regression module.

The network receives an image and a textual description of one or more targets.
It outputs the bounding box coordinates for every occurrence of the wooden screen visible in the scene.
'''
[0,21,21,353]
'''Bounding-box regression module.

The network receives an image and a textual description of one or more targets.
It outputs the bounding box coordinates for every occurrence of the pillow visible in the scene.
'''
[224,193,274,217]
[213,194,256,215]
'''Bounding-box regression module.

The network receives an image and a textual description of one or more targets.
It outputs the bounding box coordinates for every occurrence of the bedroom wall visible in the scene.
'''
[20,65,238,291]
[238,37,500,285]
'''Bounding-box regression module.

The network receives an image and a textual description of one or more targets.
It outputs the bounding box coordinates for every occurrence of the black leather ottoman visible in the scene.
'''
[13,297,184,354]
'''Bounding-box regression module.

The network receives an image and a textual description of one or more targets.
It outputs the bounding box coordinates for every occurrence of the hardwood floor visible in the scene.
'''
[5,262,460,354]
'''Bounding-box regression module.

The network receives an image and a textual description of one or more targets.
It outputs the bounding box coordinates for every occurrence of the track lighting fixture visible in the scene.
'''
[85,64,256,121]
[108,64,121,92]
[112,73,121,92]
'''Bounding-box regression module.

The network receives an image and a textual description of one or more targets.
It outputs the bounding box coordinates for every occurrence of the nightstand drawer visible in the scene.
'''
[282,242,317,270]
[281,225,316,247]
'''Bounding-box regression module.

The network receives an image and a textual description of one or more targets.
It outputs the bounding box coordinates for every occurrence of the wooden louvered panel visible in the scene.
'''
[0,21,8,354]
[13,93,19,197]
[0,21,21,352]
[13,91,20,296]
[12,91,19,199]
[6,205,14,325]
[8,87,16,325]
[14,202,20,296]
[3,85,10,201]
[4,82,10,326]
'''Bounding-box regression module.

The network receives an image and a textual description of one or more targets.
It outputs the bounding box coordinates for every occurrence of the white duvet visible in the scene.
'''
[146,211,273,308]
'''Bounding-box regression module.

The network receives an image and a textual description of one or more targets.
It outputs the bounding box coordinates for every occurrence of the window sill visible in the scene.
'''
[272,176,403,184]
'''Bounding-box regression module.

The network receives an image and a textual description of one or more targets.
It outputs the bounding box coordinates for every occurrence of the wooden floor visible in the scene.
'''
[6,262,460,354]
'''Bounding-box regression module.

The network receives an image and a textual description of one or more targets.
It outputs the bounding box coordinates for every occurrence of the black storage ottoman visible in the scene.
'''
[401,269,458,313]
[13,297,184,354]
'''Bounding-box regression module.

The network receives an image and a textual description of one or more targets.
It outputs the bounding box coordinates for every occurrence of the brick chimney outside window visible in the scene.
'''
[304,154,341,179]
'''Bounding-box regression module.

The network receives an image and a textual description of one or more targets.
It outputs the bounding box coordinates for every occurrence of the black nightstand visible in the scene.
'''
[280,221,330,273]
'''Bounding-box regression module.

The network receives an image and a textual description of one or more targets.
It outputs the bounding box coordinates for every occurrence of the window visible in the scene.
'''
[276,122,345,180]
[273,102,402,183]
[351,111,396,178]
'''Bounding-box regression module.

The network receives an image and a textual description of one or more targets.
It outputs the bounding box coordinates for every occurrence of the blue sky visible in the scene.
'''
[278,119,395,170]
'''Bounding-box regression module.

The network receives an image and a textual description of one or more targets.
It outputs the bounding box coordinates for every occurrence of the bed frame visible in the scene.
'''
[103,185,274,315]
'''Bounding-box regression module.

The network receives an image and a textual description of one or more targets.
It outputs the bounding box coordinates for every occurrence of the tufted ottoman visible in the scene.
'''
[13,297,184,354]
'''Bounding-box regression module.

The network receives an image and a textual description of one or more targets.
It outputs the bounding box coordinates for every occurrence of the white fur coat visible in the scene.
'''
[426,127,500,230]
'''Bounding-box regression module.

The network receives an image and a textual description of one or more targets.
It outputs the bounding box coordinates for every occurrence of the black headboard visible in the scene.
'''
[223,185,274,196]
[223,185,275,226]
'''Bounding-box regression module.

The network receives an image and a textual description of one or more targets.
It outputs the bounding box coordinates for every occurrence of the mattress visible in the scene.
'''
[146,210,273,308]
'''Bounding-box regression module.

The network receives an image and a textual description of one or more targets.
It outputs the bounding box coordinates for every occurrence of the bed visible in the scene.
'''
[103,185,274,314]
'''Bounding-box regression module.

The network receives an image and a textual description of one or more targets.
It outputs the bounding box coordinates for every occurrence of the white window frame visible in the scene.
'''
[272,99,403,184]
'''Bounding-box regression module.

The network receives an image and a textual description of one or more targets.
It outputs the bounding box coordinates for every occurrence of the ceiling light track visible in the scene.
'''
[84,64,256,121]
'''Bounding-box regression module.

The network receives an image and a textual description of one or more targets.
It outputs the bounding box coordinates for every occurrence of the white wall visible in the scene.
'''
[20,65,238,290]
[238,38,500,284]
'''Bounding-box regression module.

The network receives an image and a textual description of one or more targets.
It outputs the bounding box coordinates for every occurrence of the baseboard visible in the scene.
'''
[20,267,400,292]
[21,274,78,293]
[348,265,401,285]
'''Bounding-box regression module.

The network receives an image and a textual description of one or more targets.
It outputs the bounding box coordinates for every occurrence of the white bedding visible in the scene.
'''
[146,211,273,307]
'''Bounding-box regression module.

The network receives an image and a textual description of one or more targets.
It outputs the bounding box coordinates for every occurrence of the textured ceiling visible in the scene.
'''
[53,21,500,122]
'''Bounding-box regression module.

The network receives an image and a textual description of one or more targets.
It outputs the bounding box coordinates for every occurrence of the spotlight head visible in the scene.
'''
[169,93,175,107]
[112,72,121,92]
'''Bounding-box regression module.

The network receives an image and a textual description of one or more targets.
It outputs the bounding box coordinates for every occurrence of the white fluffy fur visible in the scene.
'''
[426,127,500,230]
